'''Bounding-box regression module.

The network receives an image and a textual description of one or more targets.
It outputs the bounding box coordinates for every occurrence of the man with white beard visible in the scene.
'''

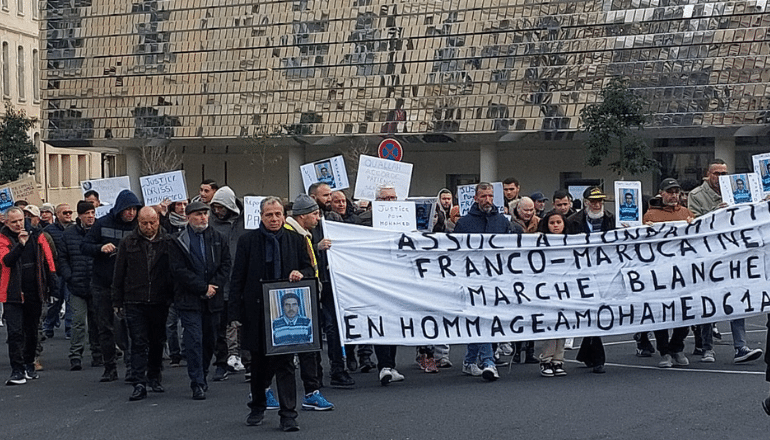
[566,187,615,374]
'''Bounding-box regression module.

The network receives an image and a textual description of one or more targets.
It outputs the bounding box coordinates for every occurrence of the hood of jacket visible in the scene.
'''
[285,216,311,238]
[109,190,142,221]
[210,186,241,216]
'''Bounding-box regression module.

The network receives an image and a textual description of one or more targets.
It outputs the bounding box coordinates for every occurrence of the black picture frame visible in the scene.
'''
[262,279,321,356]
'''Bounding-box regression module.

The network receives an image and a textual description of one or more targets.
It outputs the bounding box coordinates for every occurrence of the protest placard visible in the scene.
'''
[752,153,770,197]
[243,196,266,229]
[140,170,187,206]
[406,197,438,231]
[325,201,770,345]
[300,156,349,192]
[371,201,416,232]
[719,173,761,205]
[614,181,642,228]
[353,155,412,201]
[457,182,504,216]
[0,177,43,211]
[81,176,132,217]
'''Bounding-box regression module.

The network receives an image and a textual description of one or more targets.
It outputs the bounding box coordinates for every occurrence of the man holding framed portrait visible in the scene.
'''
[229,196,314,431]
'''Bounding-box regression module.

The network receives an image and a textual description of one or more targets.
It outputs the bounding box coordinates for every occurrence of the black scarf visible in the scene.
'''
[259,225,283,280]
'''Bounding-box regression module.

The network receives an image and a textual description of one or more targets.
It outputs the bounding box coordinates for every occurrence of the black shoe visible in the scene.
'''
[512,352,521,364]
[280,418,300,432]
[346,357,358,373]
[169,357,182,367]
[91,357,104,368]
[763,396,770,416]
[149,379,164,393]
[330,371,355,388]
[246,410,265,426]
[524,355,539,364]
[129,384,147,401]
[24,364,39,380]
[592,365,606,374]
[359,358,376,373]
[192,385,206,400]
[6,370,26,385]
[100,368,118,382]
[70,359,82,371]
[213,366,229,381]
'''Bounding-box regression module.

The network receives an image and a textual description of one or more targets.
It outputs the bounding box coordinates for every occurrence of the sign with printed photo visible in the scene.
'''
[263,279,320,355]
[614,181,642,228]
[406,197,438,232]
[81,176,132,217]
[752,153,770,197]
[300,156,349,192]
[719,173,761,206]
[0,177,44,209]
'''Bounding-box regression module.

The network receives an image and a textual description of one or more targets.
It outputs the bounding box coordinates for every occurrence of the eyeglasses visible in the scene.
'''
[62,211,73,215]
[712,171,729,176]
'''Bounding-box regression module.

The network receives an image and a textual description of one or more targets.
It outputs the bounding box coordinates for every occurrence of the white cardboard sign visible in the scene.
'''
[614,181,642,227]
[371,201,416,232]
[140,170,187,206]
[353,155,412,201]
[243,196,266,229]
[81,176,132,218]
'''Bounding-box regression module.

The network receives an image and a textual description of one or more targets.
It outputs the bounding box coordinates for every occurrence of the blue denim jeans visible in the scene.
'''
[178,309,219,389]
[464,343,494,368]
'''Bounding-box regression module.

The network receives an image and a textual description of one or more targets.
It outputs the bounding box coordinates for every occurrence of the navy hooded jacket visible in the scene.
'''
[80,189,142,288]
[454,202,512,234]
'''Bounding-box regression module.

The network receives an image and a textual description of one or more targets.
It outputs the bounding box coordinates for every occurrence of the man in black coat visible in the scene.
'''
[566,187,614,374]
[58,201,101,371]
[229,196,313,431]
[169,202,231,400]
[113,207,175,401]
[81,189,143,382]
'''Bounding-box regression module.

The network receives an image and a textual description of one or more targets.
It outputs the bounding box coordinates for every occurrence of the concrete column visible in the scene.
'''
[122,147,143,200]
[479,143,498,182]
[715,137,736,172]
[288,145,305,198]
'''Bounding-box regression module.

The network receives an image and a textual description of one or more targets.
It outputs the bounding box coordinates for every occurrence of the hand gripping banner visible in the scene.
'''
[324,202,770,346]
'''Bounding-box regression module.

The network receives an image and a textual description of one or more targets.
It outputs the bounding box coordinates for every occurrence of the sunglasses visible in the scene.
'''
[62,211,73,215]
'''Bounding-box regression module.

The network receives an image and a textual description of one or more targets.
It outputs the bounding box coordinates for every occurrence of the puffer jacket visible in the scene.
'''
[0,225,58,303]
[58,220,93,298]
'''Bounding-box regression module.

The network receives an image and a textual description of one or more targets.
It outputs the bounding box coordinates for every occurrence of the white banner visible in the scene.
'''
[140,170,187,206]
[325,202,770,345]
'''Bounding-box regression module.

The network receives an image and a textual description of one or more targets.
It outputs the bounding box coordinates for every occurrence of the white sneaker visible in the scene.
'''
[390,368,404,382]
[498,342,514,356]
[481,365,499,381]
[658,354,673,368]
[462,363,483,376]
[700,350,715,363]
[379,368,393,385]
[227,355,245,372]
[564,338,573,349]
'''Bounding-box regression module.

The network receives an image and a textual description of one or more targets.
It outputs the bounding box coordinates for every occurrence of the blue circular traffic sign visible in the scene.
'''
[378,138,403,161]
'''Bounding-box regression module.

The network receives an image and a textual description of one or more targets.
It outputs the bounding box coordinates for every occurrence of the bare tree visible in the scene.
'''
[244,126,283,193]
[340,136,372,192]
[139,139,182,174]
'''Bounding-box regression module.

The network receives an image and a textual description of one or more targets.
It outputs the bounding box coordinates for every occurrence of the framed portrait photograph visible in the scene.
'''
[614,181,642,228]
[719,173,761,206]
[262,279,321,356]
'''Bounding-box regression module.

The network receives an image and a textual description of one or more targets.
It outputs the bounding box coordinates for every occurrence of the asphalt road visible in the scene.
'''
[1,316,768,440]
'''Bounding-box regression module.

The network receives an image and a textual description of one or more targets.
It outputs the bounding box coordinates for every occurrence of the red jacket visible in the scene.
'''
[0,226,58,303]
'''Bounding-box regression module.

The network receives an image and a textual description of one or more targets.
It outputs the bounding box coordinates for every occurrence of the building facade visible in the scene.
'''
[40,0,770,201]
[2,0,101,206]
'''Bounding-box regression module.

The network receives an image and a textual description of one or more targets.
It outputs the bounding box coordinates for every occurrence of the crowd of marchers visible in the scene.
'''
[2,158,769,431]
